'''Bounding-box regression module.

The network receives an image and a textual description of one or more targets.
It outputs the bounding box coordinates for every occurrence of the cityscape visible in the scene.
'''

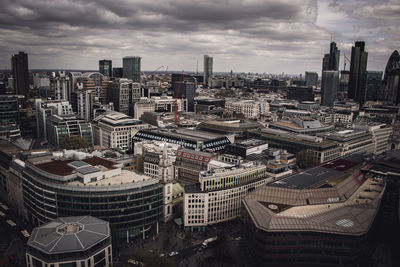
[0,1,400,267]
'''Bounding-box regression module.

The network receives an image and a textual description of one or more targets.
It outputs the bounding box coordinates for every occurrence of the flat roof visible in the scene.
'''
[269,154,365,190]
[68,170,152,186]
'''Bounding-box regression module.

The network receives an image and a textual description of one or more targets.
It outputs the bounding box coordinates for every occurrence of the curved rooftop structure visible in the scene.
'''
[28,216,109,254]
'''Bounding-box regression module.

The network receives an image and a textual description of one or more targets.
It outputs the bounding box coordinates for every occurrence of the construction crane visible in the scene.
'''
[174,70,184,126]
[343,52,351,71]
[163,66,168,82]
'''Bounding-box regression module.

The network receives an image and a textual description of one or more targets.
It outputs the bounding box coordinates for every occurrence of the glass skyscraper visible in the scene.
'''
[11,51,29,96]
[348,41,368,104]
[99,59,112,77]
[123,56,141,83]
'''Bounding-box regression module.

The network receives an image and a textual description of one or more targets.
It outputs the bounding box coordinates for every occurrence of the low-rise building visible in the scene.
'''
[26,216,112,267]
[354,122,392,155]
[183,162,272,231]
[92,110,150,150]
[242,154,383,267]
[225,99,269,119]
[322,129,375,156]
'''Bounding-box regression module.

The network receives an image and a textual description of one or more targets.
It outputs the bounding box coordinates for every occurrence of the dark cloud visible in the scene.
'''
[0,0,397,73]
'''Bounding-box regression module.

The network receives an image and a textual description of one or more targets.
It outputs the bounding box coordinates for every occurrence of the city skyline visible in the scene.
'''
[0,0,399,74]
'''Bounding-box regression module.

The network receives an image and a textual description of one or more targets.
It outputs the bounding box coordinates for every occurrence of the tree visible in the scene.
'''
[59,135,89,150]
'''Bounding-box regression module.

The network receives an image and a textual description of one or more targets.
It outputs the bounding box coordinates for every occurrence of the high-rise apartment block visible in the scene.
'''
[123,56,141,83]
[11,51,29,96]
[349,41,368,104]
[99,59,112,77]
[203,55,213,88]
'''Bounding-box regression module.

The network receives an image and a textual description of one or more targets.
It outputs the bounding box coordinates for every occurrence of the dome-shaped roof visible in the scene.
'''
[385,50,400,73]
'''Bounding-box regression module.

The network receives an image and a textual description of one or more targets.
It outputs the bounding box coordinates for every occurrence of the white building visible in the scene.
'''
[225,99,269,119]
[92,110,151,149]
[354,123,392,154]
[323,129,375,156]
[134,96,188,120]
[50,71,70,101]
[183,163,272,230]
[35,99,74,140]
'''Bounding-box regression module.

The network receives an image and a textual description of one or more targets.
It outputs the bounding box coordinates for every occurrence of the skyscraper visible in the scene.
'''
[173,74,197,112]
[338,70,350,100]
[11,51,29,96]
[365,71,383,102]
[322,42,340,72]
[321,71,339,106]
[123,56,141,83]
[99,59,112,77]
[348,41,368,104]
[203,55,213,88]
[380,50,400,103]
[321,42,340,106]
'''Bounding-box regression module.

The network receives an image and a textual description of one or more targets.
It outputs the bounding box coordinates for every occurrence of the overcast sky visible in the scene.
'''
[0,0,398,74]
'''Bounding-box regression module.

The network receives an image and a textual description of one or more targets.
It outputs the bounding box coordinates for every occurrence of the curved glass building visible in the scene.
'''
[21,153,163,240]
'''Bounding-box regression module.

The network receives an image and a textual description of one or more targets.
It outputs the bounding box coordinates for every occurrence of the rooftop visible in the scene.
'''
[27,216,109,254]
[243,154,383,236]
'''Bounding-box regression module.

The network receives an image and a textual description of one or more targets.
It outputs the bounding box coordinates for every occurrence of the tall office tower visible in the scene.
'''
[203,55,213,88]
[365,71,383,102]
[322,42,340,72]
[99,59,112,77]
[11,51,29,96]
[305,71,318,87]
[380,50,400,103]
[338,70,350,100]
[321,42,340,105]
[50,71,70,101]
[321,71,339,106]
[123,56,141,83]
[109,78,130,115]
[348,41,368,104]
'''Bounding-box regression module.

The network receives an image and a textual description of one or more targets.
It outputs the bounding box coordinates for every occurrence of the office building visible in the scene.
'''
[35,99,74,140]
[365,71,383,101]
[123,56,141,83]
[19,152,163,241]
[172,74,197,112]
[0,95,19,125]
[183,162,271,231]
[305,71,318,87]
[134,96,187,120]
[286,86,314,102]
[269,117,334,134]
[321,70,339,106]
[338,70,350,100]
[322,129,375,156]
[354,122,392,155]
[349,41,368,104]
[11,51,29,96]
[99,59,112,77]
[242,154,383,267]
[250,128,341,164]
[49,71,70,101]
[92,110,150,150]
[225,100,269,119]
[133,128,231,152]
[196,119,262,139]
[203,55,213,88]
[46,114,93,147]
[380,50,400,103]
[113,67,123,78]
[109,78,130,115]
[26,216,112,267]
[175,148,216,184]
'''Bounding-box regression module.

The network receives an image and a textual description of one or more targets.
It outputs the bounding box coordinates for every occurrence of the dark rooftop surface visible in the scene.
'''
[269,154,367,190]
[27,215,109,254]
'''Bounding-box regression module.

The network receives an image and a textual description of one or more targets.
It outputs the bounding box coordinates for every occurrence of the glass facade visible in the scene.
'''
[22,164,163,240]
